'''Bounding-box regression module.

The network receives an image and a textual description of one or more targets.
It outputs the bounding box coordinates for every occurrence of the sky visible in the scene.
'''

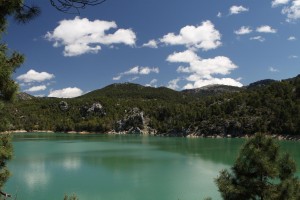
[3,0,300,98]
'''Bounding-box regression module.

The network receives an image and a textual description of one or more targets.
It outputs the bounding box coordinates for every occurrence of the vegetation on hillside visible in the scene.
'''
[2,75,300,136]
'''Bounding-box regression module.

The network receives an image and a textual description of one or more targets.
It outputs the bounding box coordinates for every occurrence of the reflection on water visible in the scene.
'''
[24,161,50,189]
[62,156,81,170]
[4,134,300,200]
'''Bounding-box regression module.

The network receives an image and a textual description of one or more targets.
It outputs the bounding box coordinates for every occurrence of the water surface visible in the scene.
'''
[4,133,300,200]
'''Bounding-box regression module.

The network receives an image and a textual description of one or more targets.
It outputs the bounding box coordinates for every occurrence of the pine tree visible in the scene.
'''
[215,133,300,200]
[0,134,13,189]
[0,1,39,196]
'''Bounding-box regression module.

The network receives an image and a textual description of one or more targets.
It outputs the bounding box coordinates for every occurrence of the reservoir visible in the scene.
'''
[4,133,300,200]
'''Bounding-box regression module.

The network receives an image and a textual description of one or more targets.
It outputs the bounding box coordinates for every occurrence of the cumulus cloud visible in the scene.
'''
[183,78,243,89]
[234,26,252,35]
[48,87,83,98]
[25,85,47,92]
[160,20,221,51]
[168,51,238,78]
[167,78,181,90]
[113,66,159,80]
[229,5,249,15]
[145,79,158,87]
[142,40,158,48]
[45,17,136,56]
[167,49,200,63]
[272,0,290,7]
[217,12,222,18]
[250,36,265,42]
[17,69,55,83]
[288,36,296,40]
[167,50,242,89]
[282,0,300,21]
[256,25,277,33]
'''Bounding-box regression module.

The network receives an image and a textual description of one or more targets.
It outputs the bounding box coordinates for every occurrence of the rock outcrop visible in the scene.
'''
[59,101,69,111]
[115,107,156,134]
[16,92,34,101]
[80,102,106,117]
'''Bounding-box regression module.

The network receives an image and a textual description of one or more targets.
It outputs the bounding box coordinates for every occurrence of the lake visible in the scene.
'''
[4,133,300,200]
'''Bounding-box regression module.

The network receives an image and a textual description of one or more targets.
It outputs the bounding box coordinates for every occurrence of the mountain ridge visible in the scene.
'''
[19,75,295,100]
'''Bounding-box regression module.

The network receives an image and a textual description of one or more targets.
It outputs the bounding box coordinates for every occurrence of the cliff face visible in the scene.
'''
[114,107,155,134]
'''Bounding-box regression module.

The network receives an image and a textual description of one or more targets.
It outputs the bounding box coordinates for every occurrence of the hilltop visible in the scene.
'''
[182,84,243,97]
[80,82,187,101]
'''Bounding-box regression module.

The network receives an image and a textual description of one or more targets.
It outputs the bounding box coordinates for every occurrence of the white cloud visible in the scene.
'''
[217,12,222,18]
[256,25,277,33]
[145,79,158,87]
[288,36,296,40]
[183,78,243,89]
[167,78,181,90]
[48,87,83,98]
[272,0,290,7]
[45,17,136,56]
[17,69,55,83]
[167,49,200,63]
[160,20,221,51]
[289,55,298,58]
[112,75,122,81]
[114,66,159,80]
[139,67,159,74]
[229,5,249,15]
[269,67,279,72]
[25,85,47,92]
[234,26,252,35]
[124,66,139,75]
[250,36,265,42]
[150,79,157,85]
[142,40,158,48]
[149,79,158,84]
[167,50,242,89]
[129,76,139,81]
[168,51,238,78]
[282,0,300,21]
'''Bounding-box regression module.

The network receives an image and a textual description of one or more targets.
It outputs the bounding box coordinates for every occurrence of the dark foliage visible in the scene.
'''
[215,133,300,200]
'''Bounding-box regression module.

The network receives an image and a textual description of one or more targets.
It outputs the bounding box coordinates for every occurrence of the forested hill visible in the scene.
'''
[1,75,300,137]
[79,83,187,101]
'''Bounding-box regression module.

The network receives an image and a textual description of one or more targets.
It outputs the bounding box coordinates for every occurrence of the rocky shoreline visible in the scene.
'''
[2,129,300,141]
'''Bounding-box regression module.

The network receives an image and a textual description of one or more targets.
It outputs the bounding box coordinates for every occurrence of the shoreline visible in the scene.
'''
[1,129,300,141]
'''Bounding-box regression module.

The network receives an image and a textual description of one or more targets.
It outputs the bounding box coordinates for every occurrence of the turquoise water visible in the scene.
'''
[4,133,300,200]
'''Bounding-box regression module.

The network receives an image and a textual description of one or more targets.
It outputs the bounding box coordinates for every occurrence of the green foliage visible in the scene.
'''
[0,1,40,33]
[0,1,40,194]
[0,44,24,101]
[0,134,13,189]
[215,133,300,200]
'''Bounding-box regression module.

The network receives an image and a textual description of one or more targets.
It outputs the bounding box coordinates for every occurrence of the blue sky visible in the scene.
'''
[4,0,300,97]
